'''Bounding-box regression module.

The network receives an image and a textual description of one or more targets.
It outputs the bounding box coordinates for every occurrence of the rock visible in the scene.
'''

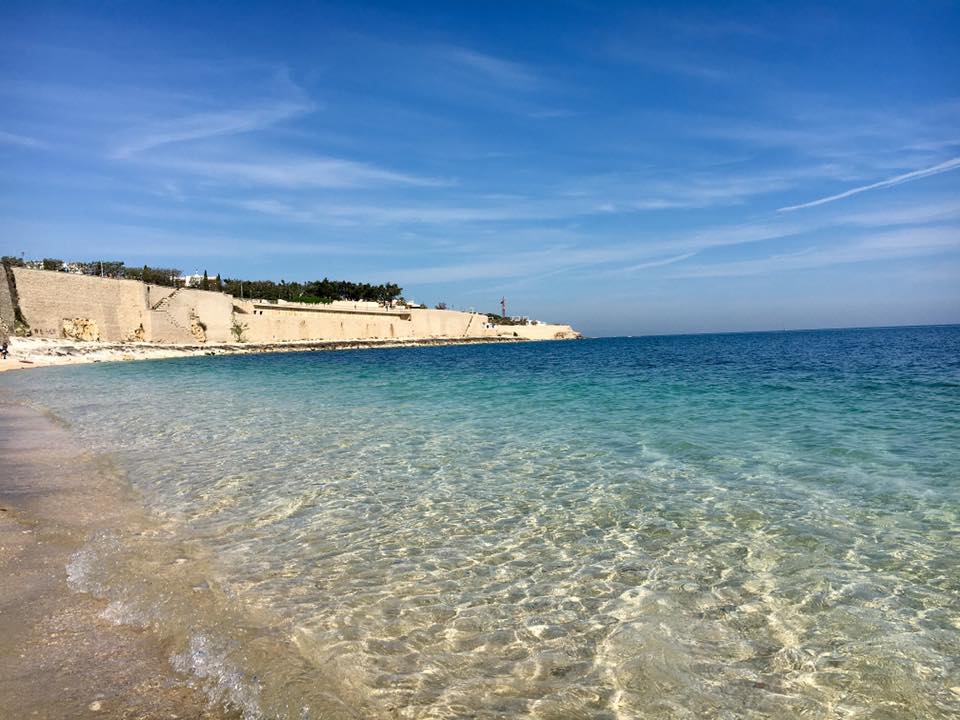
[61,318,100,341]
[189,313,206,343]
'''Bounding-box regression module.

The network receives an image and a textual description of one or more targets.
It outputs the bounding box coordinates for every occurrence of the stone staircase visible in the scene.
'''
[148,288,194,342]
[151,287,182,311]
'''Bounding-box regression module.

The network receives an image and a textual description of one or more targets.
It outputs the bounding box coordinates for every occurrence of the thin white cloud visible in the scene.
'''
[0,130,48,149]
[563,164,854,213]
[376,222,804,284]
[605,38,733,82]
[778,157,960,212]
[441,47,538,89]
[672,226,960,277]
[233,198,570,225]
[0,219,385,258]
[235,178,800,226]
[112,101,312,158]
[664,221,806,254]
[372,206,960,286]
[150,156,448,189]
[381,247,626,284]
[621,252,698,272]
[834,199,960,227]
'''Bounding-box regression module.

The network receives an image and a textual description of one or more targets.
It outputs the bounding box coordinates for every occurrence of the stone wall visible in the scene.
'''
[10,268,579,344]
[238,301,424,343]
[494,322,579,340]
[0,265,17,339]
[148,286,235,343]
[12,270,241,344]
[239,302,578,342]
[12,268,151,341]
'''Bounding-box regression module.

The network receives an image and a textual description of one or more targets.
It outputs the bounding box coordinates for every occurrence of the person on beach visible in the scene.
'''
[1,335,8,360]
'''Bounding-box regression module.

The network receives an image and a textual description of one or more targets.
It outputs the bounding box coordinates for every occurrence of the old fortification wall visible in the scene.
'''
[13,268,151,341]
[10,268,578,345]
[0,266,17,340]
[237,302,491,343]
[239,303,413,342]
[506,323,578,340]
[238,303,577,342]
[151,286,235,343]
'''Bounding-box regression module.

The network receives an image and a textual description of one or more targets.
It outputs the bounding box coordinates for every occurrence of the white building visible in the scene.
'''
[179,273,216,288]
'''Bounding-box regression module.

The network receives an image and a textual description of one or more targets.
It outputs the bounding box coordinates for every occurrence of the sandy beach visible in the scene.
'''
[0,396,238,719]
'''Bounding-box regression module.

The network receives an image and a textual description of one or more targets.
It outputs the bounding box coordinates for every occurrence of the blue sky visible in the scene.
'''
[1,1,958,336]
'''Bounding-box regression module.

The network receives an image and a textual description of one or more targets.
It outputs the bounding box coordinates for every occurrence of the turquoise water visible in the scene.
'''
[4,327,960,718]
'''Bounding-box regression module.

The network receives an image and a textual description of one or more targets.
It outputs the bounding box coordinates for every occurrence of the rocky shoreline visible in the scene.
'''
[0,334,561,372]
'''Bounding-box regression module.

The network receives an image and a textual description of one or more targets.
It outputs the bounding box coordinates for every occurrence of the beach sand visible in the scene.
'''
[0,358,35,372]
[0,396,237,719]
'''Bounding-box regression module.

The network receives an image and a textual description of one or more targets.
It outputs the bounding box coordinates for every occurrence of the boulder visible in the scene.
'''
[62,317,101,341]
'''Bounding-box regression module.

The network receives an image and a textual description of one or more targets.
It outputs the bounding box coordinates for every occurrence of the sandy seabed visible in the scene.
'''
[0,396,240,719]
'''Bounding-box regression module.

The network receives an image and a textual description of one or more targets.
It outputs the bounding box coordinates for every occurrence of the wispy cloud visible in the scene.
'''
[112,102,312,158]
[0,130,48,149]
[621,252,698,272]
[683,100,960,188]
[150,155,448,189]
[374,221,806,284]
[606,44,732,82]
[560,164,859,213]
[377,245,640,284]
[233,198,557,225]
[673,226,960,277]
[0,218,386,258]
[230,172,810,227]
[440,47,538,89]
[834,199,960,227]
[778,157,960,212]
[373,201,960,286]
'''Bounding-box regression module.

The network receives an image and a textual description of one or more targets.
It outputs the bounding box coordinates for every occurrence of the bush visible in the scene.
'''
[486,313,528,326]
[230,319,248,342]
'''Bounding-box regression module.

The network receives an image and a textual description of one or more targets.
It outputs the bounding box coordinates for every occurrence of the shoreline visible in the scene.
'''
[0,395,239,719]
[0,334,569,373]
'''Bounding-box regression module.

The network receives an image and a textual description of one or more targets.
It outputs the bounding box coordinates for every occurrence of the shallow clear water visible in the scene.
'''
[4,327,960,718]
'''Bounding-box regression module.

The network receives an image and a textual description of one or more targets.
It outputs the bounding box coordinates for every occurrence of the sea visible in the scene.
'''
[3,326,959,719]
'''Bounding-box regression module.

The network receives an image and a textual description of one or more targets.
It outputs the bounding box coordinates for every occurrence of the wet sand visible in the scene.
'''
[0,396,237,719]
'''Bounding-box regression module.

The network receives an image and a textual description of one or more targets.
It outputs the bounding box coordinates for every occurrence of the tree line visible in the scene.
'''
[2,256,181,285]
[220,277,402,304]
[2,256,403,303]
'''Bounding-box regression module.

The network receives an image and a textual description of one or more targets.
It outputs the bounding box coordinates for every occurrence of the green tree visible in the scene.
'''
[80,260,125,277]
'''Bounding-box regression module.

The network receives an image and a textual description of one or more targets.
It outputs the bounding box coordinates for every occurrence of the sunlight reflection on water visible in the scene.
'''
[6,328,960,718]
